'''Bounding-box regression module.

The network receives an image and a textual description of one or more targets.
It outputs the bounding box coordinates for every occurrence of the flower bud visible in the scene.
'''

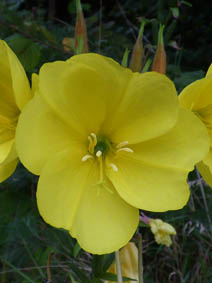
[129,21,145,72]
[152,25,166,74]
[74,0,88,54]
[105,242,138,283]
[149,219,176,247]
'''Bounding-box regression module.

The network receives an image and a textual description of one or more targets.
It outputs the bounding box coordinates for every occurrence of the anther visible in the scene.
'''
[116,141,129,148]
[82,154,93,162]
[90,133,97,145]
[88,133,97,154]
[116,147,134,153]
[109,163,118,172]
[96,150,102,157]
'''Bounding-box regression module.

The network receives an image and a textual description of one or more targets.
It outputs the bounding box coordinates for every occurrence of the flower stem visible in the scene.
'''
[115,250,123,283]
[138,233,144,283]
[196,167,212,231]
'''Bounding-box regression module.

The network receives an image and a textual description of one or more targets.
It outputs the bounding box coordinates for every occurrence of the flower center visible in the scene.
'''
[81,133,134,183]
[94,139,109,155]
[82,132,134,164]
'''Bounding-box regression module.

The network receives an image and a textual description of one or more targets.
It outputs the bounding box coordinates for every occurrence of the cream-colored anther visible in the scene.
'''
[88,133,97,154]
[116,147,134,153]
[90,133,97,144]
[109,163,118,172]
[116,141,129,148]
[81,154,93,162]
[96,150,102,157]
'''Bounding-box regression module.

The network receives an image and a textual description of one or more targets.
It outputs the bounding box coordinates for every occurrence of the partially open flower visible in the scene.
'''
[149,219,176,247]
[105,242,138,283]
[16,53,209,254]
[179,64,212,186]
[0,40,31,182]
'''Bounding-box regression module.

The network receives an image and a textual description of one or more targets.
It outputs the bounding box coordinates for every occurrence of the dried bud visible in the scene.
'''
[62,37,75,52]
[129,21,145,72]
[152,25,166,74]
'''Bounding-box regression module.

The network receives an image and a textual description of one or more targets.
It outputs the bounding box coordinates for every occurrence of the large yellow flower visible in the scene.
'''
[16,53,209,254]
[179,64,212,186]
[0,40,31,182]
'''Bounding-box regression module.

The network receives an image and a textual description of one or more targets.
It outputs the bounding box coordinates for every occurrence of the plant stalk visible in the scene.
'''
[138,233,144,283]
[115,250,123,283]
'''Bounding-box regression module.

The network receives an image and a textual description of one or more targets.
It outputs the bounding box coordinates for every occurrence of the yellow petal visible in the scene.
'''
[179,75,212,111]
[37,150,139,254]
[31,73,39,96]
[16,94,82,175]
[127,108,210,171]
[107,72,179,143]
[197,161,212,188]
[0,41,19,119]
[206,63,212,78]
[39,54,132,137]
[108,154,189,212]
[105,242,138,283]
[0,139,18,182]
[2,40,31,110]
[0,158,18,182]
[107,108,209,212]
[0,139,15,164]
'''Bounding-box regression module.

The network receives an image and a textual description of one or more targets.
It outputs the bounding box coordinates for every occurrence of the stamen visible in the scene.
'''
[116,140,129,148]
[116,147,134,153]
[90,133,97,146]
[96,150,102,157]
[88,133,97,154]
[109,163,118,172]
[81,154,93,162]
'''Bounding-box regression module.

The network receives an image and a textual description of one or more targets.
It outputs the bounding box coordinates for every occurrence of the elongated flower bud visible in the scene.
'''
[74,0,88,54]
[152,25,166,74]
[129,21,145,72]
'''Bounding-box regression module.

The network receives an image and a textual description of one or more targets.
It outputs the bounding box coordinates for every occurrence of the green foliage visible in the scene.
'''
[6,35,40,72]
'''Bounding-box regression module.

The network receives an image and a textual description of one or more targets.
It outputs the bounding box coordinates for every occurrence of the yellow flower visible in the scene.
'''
[16,53,209,254]
[179,64,212,186]
[105,242,138,283]
[0,40,31,182]
[149,219,176,247]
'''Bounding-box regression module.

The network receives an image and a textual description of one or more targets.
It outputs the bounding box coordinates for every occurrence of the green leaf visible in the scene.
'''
[102,253,115,273]
[121,48,129,67]
[92,255,104,276]
[6,36,40,72]
[73,242,81,258]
